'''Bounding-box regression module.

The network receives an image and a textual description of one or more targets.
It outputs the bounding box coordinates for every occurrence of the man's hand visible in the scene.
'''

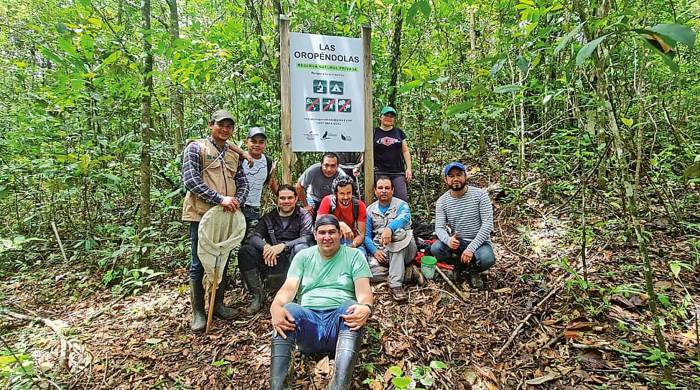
[380,227,392,246]
[340,304,371,331]
[461,249,474,264]
[374,249,388,264]
[352,166,361,177]
[220,196,240,212]
[242,151,254,167]
[270,304,296,339]
[339,222,354,241]
[263,243,285,267]
[405,169,413,182]
[448,233,460,250]
[350,236,363,248]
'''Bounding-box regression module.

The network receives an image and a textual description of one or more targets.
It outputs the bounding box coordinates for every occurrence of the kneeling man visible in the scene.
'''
[238,184,313,314]
[269,215,374,390]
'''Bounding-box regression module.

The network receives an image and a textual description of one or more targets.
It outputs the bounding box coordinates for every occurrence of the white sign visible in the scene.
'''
[289,32,364,152]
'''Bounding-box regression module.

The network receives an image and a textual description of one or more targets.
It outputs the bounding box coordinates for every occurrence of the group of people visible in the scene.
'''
[181,108,496,389]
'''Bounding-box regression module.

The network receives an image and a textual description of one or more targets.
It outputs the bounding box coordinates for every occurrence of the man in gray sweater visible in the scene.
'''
[430,162,495,289]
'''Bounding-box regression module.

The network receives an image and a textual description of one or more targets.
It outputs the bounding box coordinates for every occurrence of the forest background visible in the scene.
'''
[0,0,699,388]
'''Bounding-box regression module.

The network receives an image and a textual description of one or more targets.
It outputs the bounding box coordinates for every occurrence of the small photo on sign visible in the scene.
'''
[322,98,336,112]
[329,81,344,95]
[306,97,320,112]
[338,99,352,113]
[313,80,327,94]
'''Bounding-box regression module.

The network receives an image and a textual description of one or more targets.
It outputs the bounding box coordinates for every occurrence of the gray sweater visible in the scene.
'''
[435,186,493,252]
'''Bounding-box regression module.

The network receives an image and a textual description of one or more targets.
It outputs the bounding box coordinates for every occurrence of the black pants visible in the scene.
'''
[238,243,309,275]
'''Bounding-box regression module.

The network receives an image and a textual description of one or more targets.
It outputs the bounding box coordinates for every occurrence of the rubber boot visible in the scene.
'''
[270,337,295,390]
[329,330,362,390]
[189,279,207,332]
[242,269,265,315]
[213,281,237,320]
[267,273,286,293]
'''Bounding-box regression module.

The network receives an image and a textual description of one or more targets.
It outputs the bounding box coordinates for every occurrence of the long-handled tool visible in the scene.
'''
[434,265,468,302]
[206,255,220,334]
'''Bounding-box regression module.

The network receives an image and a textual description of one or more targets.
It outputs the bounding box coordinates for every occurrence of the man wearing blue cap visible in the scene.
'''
[430,162,495,289]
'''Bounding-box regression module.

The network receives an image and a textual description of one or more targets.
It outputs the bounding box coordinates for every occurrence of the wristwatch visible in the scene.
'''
[360,303,373,316]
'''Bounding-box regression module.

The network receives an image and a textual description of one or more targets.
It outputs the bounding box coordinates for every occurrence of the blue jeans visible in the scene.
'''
[276,301,359,354]
[430,239,495,273]
[340,238,367,257]
[189,222,230,282]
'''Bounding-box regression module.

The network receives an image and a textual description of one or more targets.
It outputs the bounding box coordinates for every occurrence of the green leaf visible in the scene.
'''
[391,376,412,388]
[669,262,681,278]
[445,101,473,116]
[516,56,529,73]
[650,24,696,48]
[555,22,585,55]
[398,79,423,93]
[576,34,610,66]
[620,117,633,127]
[494,84,522,94]
[429,360,447,370]
[417,0,431,17]
[388,365,403,377]
[101,51,121,67]
[211,359,229,367]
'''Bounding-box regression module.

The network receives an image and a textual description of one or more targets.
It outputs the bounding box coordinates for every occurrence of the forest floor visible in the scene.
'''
[1,190,699,389]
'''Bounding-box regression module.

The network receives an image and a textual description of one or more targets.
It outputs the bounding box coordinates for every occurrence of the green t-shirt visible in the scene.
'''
[287,245,372,310]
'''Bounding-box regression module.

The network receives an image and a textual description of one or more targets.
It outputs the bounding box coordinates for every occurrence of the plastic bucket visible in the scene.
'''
[421,256,437,280]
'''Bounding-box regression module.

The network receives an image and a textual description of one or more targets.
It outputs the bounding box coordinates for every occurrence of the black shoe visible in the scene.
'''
[241,269,265,315]
[189,280,207,332]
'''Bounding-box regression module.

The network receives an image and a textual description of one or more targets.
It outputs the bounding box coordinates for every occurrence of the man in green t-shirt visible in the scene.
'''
[269,214,374,390]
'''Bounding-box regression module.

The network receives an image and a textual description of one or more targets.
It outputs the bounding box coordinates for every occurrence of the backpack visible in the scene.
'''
[263,154,273,185]
[329,196,360,229]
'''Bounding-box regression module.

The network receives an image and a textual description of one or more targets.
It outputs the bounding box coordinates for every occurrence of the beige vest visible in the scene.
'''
[182,139,240,222]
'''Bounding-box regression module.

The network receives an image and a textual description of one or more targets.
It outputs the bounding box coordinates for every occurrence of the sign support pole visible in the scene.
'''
[279,15,292,184]
[362,25,374,203]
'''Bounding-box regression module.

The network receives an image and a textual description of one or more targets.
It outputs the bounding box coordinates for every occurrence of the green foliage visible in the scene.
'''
[0,350,36,390]
[382,361,447,389]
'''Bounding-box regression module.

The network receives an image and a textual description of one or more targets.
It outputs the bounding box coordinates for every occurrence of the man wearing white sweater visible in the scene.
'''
[430,161,495,289]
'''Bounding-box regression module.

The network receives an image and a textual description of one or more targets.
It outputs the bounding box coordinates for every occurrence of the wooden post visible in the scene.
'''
[362,25,374,203]
[279,15,292,184]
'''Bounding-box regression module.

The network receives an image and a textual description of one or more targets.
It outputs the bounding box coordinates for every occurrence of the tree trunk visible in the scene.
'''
[387,7,403,108]
[166,0,184,154]
[139,0,153,261]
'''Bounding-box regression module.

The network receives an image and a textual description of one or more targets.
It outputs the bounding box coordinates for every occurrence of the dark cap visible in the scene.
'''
[443,161,466,176]
[247,127,267,139]
[380,106,397,116]
[314,214,341,232]
[211,109,235,123]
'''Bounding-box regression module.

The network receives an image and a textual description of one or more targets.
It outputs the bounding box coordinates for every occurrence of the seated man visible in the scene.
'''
[364,176,422,302]
[295,152,349,217]
[430,162,495,289]
[238,184,313,314]
[269,215,373,390]
[316,176,367,255]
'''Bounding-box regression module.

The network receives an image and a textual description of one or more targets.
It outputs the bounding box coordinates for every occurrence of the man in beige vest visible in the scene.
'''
[182,110,249,332]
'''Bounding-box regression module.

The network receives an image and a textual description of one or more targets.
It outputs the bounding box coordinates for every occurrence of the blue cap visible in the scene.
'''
[443,161,466,176]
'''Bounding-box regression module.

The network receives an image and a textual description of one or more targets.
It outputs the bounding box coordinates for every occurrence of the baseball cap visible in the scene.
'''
[380,106,397,116]
[211,109,235,123]
[247,127,267,139]
[315,214,341,231]
[443,161,466,176]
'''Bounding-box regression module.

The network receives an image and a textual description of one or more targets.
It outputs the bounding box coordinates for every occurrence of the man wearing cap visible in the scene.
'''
[316,175,367,255]
[237,184,313,314]
[364,176,422,302]
[181,109,249,332]
[269,214,373,390]
[430,162,495,289]
[373,106,413,202]
[295,152,349,217]
[242,126,278,236]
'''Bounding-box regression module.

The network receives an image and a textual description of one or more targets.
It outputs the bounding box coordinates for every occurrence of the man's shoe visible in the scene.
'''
[390,286,408,302]
[241,269,265,315]
[468,272,485,290]
[403,265,426,286]
[213,283,237,320]
[189,280,207,332]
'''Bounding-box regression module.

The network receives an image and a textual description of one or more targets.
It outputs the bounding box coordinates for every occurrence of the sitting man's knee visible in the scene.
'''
[430,240,449,260]
[475,245,496,271]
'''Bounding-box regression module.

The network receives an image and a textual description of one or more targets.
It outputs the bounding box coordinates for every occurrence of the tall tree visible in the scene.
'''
[166,0,185,154]
[139,0,154,253]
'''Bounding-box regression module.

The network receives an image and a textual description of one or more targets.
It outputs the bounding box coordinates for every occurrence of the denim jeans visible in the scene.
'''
[189,222,230,282]
[340,238,367,257]
[242,205,261,238]
[430,239,495,273]
[275,301,360,354]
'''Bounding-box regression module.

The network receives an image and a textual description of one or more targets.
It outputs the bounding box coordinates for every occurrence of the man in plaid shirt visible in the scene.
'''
[181,109,249,332]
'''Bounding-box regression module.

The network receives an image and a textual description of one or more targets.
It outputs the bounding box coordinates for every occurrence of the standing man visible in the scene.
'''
[242,126,278,236]
[337,152,363,196]
[295,152,348,216]
[237,184,313,314]
[373,106,413,202]
[317,176,367,254]
[430,162,495,289]
[269,215,373,390]
[364,176,421,302]
[181,109,249,332]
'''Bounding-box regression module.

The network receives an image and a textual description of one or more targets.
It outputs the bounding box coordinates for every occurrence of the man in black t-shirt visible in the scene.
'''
[373,106,412,201]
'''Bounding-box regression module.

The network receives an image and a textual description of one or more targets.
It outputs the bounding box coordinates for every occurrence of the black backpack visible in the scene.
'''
[263,154,273,185]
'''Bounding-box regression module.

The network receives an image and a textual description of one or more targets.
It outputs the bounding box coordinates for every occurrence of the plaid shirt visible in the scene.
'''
[181,137,248,206]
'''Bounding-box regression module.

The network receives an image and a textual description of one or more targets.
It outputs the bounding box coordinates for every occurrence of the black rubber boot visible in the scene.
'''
[270,337,295,390]
[266,273,286,293]
[213,281,237,320]
[329,330,362,390]
[189,279,207,332]
[242,269,265,315]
